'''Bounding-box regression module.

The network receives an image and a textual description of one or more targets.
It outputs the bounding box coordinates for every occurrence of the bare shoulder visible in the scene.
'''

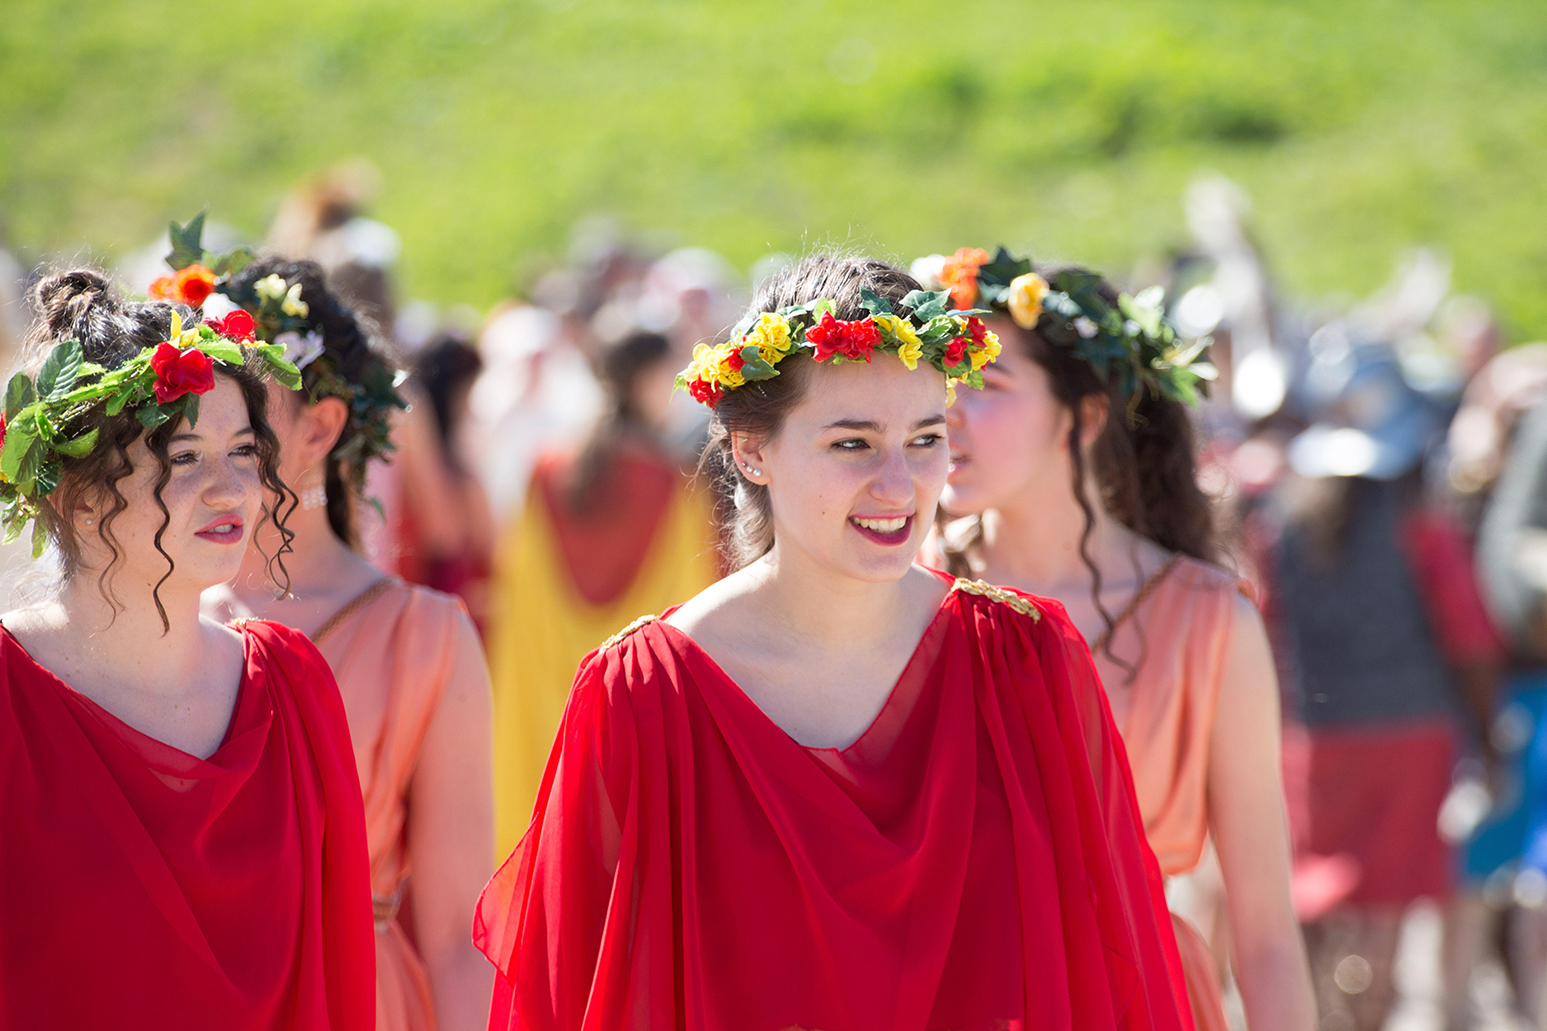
[661,563,766,639]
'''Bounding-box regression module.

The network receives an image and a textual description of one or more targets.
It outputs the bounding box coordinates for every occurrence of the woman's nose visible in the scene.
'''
[203,457,250,508]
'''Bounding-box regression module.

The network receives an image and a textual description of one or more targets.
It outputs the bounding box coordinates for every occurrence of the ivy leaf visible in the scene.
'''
[5,374,35,419]
[212,245,255,277]
[54,428,99,458]
[902,289,949,320]
[858,287,894,317]
[138,405,172,430]
[256,347,303,391]
[167,210,208,271]
[180,394,201,429]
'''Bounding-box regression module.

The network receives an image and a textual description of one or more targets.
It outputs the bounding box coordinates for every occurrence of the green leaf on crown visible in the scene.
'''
[53,428,99,459]
[201,339,246,366]
[37,340,83,401]
[212,246,255,278]
[167,209,208,271]
[737,345,778,381]
[33,459,60,497]
[181,394,201,429]
[858,287,894,318]
[1,413,39,482]
[5,373,35,420]
[31,517,46,559]
[137,405,172,430]
[901,289,949,321]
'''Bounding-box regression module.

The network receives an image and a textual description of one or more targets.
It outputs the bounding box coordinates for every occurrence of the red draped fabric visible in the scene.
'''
[476,575,1192,1031]
[0,620,375,1030]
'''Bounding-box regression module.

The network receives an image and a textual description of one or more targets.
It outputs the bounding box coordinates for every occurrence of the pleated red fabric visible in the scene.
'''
[476,576,1193,1031]
[0,620,375,1030]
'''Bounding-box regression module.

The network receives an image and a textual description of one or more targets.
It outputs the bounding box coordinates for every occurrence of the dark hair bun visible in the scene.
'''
[34,269,114,337]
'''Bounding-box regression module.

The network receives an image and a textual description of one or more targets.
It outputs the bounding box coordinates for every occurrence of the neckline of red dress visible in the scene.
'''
[0,621,256,764]
[652,572,958,755]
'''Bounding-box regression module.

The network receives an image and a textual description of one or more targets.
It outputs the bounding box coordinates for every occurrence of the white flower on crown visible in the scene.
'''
[275,330,326,371]
[909,254,948,291]
[1074,317,1099,339]
[254,274,289,303]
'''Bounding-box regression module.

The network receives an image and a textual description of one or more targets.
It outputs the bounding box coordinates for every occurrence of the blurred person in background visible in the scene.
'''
[394,332,495,632]
[201,256,495,1031]
[1474,364,1547,1026]
[922,247,1313,1031]
[1434,340,1547,1029]
[1268,337,1501,1031]
[485,325,718,857]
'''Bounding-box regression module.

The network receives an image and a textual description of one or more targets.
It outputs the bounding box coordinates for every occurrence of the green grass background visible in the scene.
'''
[3,0,1546,335]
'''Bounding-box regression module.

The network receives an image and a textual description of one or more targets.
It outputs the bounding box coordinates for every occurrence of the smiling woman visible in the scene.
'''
[477,253,1194,1031]
[0,269,374,1030]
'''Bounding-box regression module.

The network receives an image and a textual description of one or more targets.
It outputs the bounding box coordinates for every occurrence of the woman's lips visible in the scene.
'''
[947,452,970,480]
[849,515,913,547]
[195,518,245,545]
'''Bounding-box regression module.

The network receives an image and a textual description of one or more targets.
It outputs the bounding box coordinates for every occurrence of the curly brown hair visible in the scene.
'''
[941,264,1216,662]
[224,256,401,550]
[22,269,294,630]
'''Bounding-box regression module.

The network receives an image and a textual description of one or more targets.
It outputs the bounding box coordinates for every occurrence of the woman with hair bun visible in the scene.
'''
[0,269,374,1028]
[193,249,496,1031]
[476,253,1192,1031]
[924,248,1313,1031]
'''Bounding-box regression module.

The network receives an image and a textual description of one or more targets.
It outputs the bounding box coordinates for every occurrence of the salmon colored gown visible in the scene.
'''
[1090,557,1248,1031]
[316,580,476,1031]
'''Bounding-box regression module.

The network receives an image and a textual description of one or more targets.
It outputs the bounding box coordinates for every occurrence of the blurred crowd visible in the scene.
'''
[6,165,1547,1031]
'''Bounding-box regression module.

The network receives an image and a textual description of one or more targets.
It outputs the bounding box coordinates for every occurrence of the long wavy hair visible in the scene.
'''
[23,268,294,630]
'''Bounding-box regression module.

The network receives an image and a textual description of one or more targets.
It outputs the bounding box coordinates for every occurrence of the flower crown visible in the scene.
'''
[153,211,408,468]
[916,246,1216,408]
[675,287,1001,409]
[0,311,302,556]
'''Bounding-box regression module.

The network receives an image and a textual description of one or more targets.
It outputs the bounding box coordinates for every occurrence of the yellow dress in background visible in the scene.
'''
[488,455,720,857]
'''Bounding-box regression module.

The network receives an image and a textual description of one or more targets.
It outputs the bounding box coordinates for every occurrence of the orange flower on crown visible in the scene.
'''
[939,248,990,309]
[149,264,217,307]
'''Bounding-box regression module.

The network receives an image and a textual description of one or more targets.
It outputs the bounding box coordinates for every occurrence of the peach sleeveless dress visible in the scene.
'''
[315,579,471,1031]
[1091,556,1248,1031]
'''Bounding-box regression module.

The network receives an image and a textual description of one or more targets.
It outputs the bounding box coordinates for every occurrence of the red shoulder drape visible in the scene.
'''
[476,577,1192,1031]
[0,620,375,1030]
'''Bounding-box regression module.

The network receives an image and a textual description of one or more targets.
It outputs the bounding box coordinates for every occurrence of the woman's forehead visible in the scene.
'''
[789,356,947,428]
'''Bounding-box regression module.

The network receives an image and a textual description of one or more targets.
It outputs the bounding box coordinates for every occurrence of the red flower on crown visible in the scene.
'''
[944,316,989,369]
[688,377,723,409]
[150,343,216,404]
[806,312,881,363]
[205,310,256,342]
[0,413,7,453]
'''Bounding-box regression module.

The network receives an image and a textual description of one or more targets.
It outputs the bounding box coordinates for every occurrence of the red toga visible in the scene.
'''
[476,574,1193,1031]
[0,620,375,1029]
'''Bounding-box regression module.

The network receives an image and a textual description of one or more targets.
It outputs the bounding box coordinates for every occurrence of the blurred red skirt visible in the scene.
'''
[1282,720,1455,919]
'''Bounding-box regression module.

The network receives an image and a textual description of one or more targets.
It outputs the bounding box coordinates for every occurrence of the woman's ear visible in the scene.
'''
[298,396,350,465]
[730,432,769,485]
[1078,393,1109,448]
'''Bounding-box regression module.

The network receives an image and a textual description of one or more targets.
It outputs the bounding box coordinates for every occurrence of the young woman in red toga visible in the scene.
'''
[476,254,1194,1031]
[0,270,374,1029]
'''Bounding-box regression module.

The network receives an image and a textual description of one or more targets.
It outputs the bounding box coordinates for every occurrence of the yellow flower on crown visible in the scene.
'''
[970,329,1002,371]
[166,311,201,350]
[712,343,746,388]
[873,313,923,370]
[1006,273,1049,330]
[744,313,794,364]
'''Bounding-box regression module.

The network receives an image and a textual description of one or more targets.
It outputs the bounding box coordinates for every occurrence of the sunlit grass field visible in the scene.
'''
[4,0,1546,333]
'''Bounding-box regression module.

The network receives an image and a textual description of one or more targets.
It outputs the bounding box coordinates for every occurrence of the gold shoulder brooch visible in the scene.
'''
[952,578,1041,622]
